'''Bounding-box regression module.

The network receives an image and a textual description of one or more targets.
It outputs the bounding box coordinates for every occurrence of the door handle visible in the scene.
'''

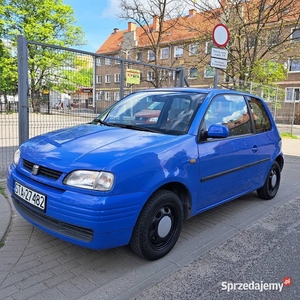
[252,145,258,153]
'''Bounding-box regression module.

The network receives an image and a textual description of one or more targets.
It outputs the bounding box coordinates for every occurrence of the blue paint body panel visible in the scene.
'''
[7,88,283,250]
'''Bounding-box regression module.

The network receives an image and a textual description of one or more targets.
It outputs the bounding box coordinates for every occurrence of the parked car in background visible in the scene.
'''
[7,88,284,260]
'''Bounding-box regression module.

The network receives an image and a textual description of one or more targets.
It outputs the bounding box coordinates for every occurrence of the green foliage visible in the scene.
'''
[1,0,87,112]
[5,0,85,47]
[0,185,5,196]
[280,132,298,139]
[251,60,286,85]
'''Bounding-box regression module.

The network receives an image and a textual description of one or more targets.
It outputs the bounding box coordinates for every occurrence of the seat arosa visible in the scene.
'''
[7,88,284,260]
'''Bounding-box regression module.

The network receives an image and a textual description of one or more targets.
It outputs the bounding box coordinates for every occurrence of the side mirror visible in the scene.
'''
[207,124,229,138]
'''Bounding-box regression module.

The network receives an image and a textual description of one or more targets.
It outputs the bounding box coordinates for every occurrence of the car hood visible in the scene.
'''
[20,124,181,172]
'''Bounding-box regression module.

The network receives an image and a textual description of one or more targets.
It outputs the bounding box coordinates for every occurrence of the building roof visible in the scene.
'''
[96,8,220,54]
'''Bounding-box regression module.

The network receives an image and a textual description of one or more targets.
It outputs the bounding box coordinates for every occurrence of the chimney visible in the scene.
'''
[220,0,227,8]
[189,9,196,16]
[153,15,159,32]
[128,22,136,32]
[113,28,119,34]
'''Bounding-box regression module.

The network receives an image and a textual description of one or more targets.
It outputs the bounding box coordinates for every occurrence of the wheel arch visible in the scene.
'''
[275,154,284,171]
[151,182,192,221]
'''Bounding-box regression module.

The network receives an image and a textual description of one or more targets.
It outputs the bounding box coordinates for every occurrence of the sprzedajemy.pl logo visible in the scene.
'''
[221,277,292,293]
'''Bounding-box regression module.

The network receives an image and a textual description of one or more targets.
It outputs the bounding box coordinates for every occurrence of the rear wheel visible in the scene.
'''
[130,189,183,261]
[257,161,281,200]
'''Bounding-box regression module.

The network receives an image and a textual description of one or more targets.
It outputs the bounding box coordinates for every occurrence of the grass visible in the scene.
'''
[0,185,5,196]
[280,132,298,139]
[0,186,6,249]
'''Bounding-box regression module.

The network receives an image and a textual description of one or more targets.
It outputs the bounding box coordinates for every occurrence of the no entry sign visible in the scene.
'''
[212,24,230,48]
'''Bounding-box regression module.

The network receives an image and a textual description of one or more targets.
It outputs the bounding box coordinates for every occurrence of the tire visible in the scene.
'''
[257,161,281,200]
[130,189,183,261]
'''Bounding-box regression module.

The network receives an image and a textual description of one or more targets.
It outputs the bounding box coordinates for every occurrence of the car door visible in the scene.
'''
[196,94,264,212]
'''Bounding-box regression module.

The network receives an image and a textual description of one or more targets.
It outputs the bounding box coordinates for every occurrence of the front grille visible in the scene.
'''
[23,159,63,180]
[13,197,94,242]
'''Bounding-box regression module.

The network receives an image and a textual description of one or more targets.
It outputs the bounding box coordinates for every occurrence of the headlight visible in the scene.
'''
[13,149,20,165]
[63,170,114,191]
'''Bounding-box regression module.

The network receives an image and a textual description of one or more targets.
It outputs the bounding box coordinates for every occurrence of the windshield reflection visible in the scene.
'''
[96,91,206,135]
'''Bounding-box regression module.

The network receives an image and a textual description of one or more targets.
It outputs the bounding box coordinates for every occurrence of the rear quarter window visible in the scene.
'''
[248,97,272,133]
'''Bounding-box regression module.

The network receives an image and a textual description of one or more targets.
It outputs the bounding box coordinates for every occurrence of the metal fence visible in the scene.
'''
[0,36,185,177]
[1,36,299,177]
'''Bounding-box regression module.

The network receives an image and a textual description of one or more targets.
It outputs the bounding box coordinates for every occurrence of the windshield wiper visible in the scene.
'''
[110,123,160,133]
[93,119,112,126]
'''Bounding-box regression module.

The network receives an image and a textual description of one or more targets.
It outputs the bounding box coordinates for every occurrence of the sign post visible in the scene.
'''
[211,24,230,88]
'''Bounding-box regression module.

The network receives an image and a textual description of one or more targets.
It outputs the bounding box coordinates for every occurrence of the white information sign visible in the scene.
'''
[211,48,228,60]
[210,57,228,69]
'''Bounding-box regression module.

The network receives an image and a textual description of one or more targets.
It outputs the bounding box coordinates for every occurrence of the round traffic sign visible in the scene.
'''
[212,24,230,48]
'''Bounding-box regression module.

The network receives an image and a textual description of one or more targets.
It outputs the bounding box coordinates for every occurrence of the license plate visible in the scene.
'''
[14,181,46,211]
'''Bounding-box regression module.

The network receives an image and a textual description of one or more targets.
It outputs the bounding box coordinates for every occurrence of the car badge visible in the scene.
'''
[32,164,40,175]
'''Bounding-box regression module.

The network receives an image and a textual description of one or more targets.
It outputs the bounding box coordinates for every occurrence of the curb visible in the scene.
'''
[0,191,11,243]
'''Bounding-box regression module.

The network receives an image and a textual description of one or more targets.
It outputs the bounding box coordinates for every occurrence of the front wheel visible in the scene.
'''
[257,161,281,200]
[130,189,183,261]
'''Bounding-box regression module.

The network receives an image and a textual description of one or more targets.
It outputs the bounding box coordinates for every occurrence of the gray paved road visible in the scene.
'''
[0,154,299,300]
[137,192,300,300]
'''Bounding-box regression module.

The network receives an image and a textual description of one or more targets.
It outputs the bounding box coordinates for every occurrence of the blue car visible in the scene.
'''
[7,88,284,260]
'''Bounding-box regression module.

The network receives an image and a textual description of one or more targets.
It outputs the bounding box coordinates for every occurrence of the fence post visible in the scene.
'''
[120,59,125,99]
[17,35,29,145]
[93,56,96,112]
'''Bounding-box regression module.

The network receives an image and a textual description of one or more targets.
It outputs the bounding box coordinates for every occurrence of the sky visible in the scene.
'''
[63,0,129,53]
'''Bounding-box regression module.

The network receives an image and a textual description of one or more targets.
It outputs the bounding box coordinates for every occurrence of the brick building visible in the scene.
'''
[95,1,300,123]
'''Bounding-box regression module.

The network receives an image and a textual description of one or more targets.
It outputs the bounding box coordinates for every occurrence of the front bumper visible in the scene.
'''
[7,164,146,250]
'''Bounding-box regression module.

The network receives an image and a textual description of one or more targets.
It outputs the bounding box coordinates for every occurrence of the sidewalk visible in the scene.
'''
[1,138,299,244]
[0,137,299,300]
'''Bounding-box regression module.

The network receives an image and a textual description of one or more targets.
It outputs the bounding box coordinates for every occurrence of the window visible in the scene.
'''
[114,73,121,83]
[205,41,213,54]
[147,71,155,81]
[188,67,198,79]
[189,43,199,55]
[246,35,256,49]
[136,52,142,62]
[288,59,300,72]
[203,94,252,136]
[159,69,168,80]
[204,66,214,78]
[174,46,183,57]
[285,88,300,102]
[114,92,120,101]
[248,97,272,133]
[105,58,111,65]
[266,29,280,46]
[96,58,102,66]
[96,75,102,84]
[160,47,169,59]
[96,92,102,100]
[291,28,300,42]
[114,55,121,64]
[105,74,111,83]
[104,92,111,101]
[148,50,155,61]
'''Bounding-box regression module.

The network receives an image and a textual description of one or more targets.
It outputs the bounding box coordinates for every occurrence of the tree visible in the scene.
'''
[0,40,18,111]
[184,0,300,85]
[0,1,18,112]
[119,0,187,87]
[4,0,86,112]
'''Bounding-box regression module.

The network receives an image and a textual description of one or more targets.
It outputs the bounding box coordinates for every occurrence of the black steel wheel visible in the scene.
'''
[257,161,281,200]
[130,189,183,261]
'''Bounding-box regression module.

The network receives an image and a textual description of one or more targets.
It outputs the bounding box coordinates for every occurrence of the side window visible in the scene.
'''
[203,94,252,137]
[248,97,272,133]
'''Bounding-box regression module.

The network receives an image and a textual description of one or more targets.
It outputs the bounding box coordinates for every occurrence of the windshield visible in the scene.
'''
[94,91,206,135]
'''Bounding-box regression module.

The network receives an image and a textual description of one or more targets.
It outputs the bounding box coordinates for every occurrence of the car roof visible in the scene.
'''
[132,87,254,98]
